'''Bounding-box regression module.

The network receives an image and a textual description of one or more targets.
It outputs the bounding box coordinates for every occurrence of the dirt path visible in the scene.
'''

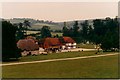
[1,53,118,66]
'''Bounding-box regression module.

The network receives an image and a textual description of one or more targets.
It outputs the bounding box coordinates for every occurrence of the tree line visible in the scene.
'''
[63,17,119,51]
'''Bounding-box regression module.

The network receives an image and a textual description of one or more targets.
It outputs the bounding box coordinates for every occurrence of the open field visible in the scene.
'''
[26,31,40,35]
[2,53,118,66]
[77,44,95,49]
[2,53,119,78]
[2,51,114,64]
[26,30,62,37]
[51,32,63,37]
[31,23,62,30]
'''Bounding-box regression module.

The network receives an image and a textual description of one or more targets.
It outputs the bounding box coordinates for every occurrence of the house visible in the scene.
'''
[38,37,62,53]
[18,36,77,55]
[61,37,76,49]
[39,37,77,52]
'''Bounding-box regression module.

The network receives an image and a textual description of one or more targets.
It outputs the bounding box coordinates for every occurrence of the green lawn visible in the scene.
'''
[3,51,114,64]
[51,32,63,37]
[26,31,40,35]
[77,44,95,49]
[2,54,118,78]
[31,23,62,30]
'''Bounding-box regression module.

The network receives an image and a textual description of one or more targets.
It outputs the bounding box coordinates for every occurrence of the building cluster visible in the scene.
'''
[17,36,77,56]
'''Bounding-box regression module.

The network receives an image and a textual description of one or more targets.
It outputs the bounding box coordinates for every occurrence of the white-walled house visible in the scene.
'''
[62,37,77,49]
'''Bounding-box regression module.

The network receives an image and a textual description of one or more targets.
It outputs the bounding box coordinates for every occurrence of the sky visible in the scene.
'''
[1,2,118,22]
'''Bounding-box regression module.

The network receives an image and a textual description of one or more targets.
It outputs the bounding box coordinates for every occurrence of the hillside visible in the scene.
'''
[3,17,117,31]
[5,18,62,30]
[3,18,95,31]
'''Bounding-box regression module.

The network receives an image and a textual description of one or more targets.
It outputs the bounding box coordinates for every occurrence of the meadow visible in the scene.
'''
[31,23,62,30]
[26,31,40,35]
[3,51,113,63]
[2,51,119,78]
[51,32,63,37]
[76,43,95,49]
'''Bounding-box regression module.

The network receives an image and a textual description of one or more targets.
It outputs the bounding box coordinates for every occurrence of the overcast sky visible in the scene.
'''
[2,2,118,22]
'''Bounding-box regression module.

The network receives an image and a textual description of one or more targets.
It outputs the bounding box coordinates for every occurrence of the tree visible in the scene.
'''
[23,20,31,35]
[41,26,51,38]
[63,22,69,36]
[2,21,21,61]
[92,17,119,51]
[80,20,89,41]
[15,20,31,40]
[101,17,119,51]
[92,19,105,44]
[73,21,79,37]
[112,17,119,49]
[16,22,25,40]
[87,25,94,42]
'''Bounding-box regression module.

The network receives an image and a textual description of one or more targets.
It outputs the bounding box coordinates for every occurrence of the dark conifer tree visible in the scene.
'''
[2,21,21,61]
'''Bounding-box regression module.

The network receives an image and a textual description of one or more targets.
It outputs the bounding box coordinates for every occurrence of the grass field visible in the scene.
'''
[2,53,118,78]
[51,32,63,37]
[26,31,40,35]
[3,51,114,64]
[2,51,119,79]
[31,23,62,30]
[26,30,62,37]
[77,44,95,49]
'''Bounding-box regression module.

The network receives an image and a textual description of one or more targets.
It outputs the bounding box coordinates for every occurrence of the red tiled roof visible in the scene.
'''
[63,37,75,43]
[39,37,75,49]
[39,37,62,49]
[45,38,61,45]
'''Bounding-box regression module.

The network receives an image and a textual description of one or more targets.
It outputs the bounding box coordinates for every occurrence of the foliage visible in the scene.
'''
[62,22,69,36]
[15,20,31,40]
[15,22,25,40]
[62,17,119,51]
[80,20,89,39]
[2,21,21,61]
[41,26,52,38]
[100,18,119,51]
[23,20,31,29]
[73,21,79,37]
